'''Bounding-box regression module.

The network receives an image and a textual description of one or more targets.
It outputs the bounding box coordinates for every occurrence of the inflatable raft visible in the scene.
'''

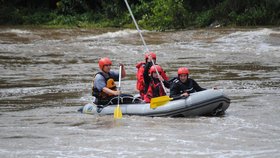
[79,89,230,117]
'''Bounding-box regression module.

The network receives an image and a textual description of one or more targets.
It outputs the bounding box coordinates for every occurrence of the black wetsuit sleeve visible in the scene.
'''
[143,62,153,92]
[192,79,206,91]
[163,80,170,88]
[169,82,182,98]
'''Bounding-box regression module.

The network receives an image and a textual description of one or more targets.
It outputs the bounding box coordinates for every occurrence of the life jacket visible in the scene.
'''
[136,62,169,99]
[172,77,197,94]
[135,62,146,98]
[92,72,117,99]
[144,78,166,103]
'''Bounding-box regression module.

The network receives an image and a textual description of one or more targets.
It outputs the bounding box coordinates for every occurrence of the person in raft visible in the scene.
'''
[143,62,170,103]
[92,57,129,105]
[169,67,206,99]
[135,52,168,100]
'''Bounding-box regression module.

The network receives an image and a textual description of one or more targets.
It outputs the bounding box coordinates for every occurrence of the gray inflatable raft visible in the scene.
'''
[79,89,230,117]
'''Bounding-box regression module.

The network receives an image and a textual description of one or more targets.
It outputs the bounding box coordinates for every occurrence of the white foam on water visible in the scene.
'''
[0,83,83,99]
[213,28,279,53]
[0,29,32,34]
[174,28,279,57]
[77,29,140,40]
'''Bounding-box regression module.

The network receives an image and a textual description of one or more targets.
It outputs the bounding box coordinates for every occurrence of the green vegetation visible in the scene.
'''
[0,0,279,30]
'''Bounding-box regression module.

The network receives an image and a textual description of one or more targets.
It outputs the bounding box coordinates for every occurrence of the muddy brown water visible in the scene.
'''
[0,26,279,157]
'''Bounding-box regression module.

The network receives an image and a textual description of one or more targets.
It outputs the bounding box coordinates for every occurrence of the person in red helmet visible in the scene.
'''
[170,67,205,98]
[135,52,168,99]
[143,64,170,103]
[92,57,126,105]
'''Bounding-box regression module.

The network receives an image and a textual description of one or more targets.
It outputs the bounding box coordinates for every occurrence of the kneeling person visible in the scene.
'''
[170,67,205,98]
[143,65,170,103]
[92,57,126,105]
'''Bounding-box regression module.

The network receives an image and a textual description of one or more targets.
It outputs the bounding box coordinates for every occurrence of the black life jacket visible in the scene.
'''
[172,77,197,94]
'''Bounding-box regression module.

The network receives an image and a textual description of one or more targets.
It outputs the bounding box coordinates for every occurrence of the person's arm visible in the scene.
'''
[138,66,145,83]
[94,74,106,91]
[102,87,120,96]
[163,80,170,88]
[161,70,169,80]
[143,62,152,91]
[169,82,182,98]
[157,73,170,88]
[192,79,206,91]
[95,74,120,96]
[119,63,126,78]
[143,62,152,78]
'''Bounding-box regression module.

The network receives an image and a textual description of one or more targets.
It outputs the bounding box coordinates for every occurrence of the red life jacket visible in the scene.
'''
[135,62,146,98]
[136,62,169,99]
[144,79,166,103]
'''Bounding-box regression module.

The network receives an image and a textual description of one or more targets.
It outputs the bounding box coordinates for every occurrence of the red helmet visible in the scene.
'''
[149,65,163,75]
[178,67,189,75]
[98,57,112,70]
[145,52,156,61]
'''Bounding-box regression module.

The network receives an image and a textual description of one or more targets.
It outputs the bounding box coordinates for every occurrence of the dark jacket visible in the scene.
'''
[169,77,205,98]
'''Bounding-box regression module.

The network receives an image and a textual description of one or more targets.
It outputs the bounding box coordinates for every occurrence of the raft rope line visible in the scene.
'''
[123,0,168,94]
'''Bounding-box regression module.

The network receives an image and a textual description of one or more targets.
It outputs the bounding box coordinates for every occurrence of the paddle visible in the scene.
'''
[114,66,123,119]
[150,96,173,109]
[150,95,187,109]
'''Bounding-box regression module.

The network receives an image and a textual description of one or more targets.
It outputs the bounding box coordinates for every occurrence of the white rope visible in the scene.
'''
[123,0,167,94]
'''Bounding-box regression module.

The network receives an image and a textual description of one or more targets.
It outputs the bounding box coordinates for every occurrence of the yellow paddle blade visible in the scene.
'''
[150,96,173,109]
[114,105,122,119]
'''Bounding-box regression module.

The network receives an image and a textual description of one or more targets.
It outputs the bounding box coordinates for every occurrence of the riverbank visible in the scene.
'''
[0,24,278,32]
[1,0,279,31]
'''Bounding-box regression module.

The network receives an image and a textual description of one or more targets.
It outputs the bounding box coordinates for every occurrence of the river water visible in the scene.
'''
[0,26,279,158]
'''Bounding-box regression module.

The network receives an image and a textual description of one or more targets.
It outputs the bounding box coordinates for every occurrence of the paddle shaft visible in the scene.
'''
[124,0,149,53]
[114,65,123,119]
[124,0,167,94]
[118,66,121,105]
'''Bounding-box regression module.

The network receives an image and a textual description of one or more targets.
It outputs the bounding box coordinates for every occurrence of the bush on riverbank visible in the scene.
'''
[0,0,279,30]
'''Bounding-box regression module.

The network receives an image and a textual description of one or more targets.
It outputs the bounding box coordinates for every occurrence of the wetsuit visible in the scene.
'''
[169,77,205,98]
